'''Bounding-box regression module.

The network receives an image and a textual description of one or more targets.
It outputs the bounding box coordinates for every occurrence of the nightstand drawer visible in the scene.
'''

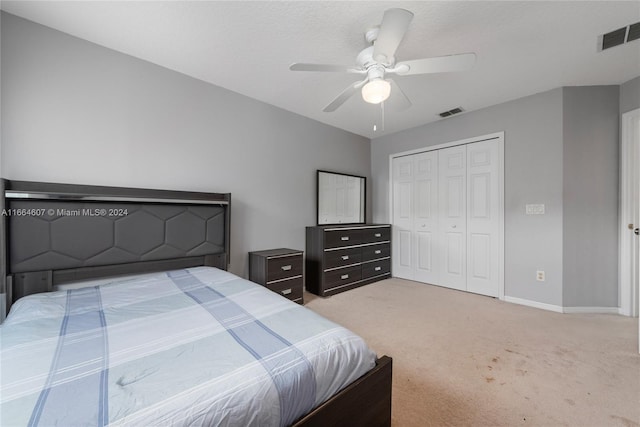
[266,276,303,303]
[249,249,305,304]
[324,266,362,288]
[324,247,362,269]
[267,254,303,282]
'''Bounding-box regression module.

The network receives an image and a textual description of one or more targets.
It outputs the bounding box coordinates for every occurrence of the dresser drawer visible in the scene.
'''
[361,243,391,261]
[362,259,391,279]
[359,227,391,244]
[266,276,303,302]
[306,224,391,297]
[324,247,362,269]
[324,229,361,248]
[324,266,362,288]
[267,254,303,282]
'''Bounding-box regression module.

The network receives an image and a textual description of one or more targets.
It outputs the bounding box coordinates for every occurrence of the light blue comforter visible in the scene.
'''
[1,267,376,426]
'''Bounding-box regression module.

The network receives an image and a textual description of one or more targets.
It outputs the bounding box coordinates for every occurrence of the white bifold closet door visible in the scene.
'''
[392,139,501,297]
[392,150,439,283]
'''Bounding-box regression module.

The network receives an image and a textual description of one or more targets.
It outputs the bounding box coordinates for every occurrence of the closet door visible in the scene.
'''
[392,156,415,279]
[392,152,439,282]
[438,145,467,291]
[413,151,439,284]
[392,136,503,298]
[466,140,501,297]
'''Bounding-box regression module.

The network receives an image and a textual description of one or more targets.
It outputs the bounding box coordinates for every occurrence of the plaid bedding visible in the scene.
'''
[1,267,376,426]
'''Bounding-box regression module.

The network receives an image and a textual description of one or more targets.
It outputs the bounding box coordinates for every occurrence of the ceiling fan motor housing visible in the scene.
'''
[367,65,386,81]
[357,46,395,71]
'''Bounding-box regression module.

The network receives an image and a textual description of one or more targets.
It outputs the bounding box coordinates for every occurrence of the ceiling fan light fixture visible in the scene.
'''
[361,79,391,104]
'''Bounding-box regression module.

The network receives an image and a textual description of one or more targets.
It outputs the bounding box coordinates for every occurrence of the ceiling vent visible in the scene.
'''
[599,22,640,51]
[627,22,640,43]
[439,107,464,118]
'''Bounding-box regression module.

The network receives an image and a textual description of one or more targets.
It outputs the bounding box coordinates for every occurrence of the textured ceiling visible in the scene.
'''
[2,1,639,139]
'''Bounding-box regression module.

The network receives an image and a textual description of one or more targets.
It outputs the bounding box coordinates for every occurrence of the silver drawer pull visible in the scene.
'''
[281,288,292,295]
[341,255,350,260]
[375,267,382,271]
[341,274,349,280]
[341,236,350,241]
[281,265,292,271]
[374,250,381,254]
[374,233,382,237]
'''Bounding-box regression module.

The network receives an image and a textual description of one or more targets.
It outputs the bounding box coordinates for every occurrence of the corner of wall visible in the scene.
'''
[561,85,620,308]
[620,75,640,114]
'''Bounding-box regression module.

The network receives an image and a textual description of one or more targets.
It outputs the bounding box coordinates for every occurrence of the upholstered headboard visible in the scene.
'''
[1,179,231,315]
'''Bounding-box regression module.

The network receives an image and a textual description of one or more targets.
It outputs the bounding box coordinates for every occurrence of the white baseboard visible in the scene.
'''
[503,296,564,313]
[562,306,621,314]
[504,296,621,315]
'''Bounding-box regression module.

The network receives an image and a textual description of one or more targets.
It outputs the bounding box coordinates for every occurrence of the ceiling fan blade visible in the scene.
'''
[386,79,412,112]
[394,53,477,75]
[372,8,414,64]
[289,63,362,73]
[323,80,368,112]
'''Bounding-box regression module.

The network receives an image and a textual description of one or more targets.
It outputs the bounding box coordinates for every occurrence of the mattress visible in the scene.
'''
[0,267,377,426]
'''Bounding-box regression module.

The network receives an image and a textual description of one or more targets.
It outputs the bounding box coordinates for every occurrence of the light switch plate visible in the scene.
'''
[526,204,545,215]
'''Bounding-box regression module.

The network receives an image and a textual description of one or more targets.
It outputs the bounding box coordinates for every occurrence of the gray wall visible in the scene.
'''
[620,76,640,114]
[0,12,371,277]
[372,85,622,308]
[372,89,565,306]
[562,86,619,307]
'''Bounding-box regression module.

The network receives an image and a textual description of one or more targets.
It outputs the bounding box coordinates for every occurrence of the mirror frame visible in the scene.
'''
[316,170,366,226]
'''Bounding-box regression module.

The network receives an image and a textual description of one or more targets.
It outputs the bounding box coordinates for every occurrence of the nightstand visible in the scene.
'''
[249,248,304,304]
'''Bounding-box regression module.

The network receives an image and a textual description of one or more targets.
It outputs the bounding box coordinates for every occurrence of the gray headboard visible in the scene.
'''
[1,179,231,312]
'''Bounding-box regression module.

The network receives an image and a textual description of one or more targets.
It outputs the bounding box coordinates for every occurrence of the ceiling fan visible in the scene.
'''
[289,8,476,113]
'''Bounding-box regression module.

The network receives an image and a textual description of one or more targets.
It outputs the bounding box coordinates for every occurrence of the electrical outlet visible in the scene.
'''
[536,270,545,282]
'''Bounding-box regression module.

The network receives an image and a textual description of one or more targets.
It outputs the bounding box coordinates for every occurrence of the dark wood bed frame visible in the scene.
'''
[0,179,392,427]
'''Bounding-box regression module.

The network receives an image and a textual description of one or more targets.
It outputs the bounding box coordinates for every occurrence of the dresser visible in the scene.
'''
[305,224,391,297]
[249,248,304,304]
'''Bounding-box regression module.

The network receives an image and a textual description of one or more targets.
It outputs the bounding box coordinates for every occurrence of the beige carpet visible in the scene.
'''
[304,278,640,427]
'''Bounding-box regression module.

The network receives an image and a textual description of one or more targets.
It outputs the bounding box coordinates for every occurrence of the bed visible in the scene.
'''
[0,179,392,427]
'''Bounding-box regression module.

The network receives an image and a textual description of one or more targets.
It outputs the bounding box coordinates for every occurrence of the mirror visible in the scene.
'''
[317,170,366,225]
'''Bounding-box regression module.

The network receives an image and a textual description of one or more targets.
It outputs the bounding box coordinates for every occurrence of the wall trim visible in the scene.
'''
[562,306,621,314]
[619,108,640,317]
[504,296,564,313]
[505,296,621,314]
[389,131,505,159]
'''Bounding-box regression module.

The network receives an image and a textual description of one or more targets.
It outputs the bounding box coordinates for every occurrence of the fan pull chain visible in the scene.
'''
[374,102,386,133]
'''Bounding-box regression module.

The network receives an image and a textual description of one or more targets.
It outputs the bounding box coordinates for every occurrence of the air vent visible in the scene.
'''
[439,107,464,118]
[599,22,640,51]
[627,22,640,42]
[602,27,627,50]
